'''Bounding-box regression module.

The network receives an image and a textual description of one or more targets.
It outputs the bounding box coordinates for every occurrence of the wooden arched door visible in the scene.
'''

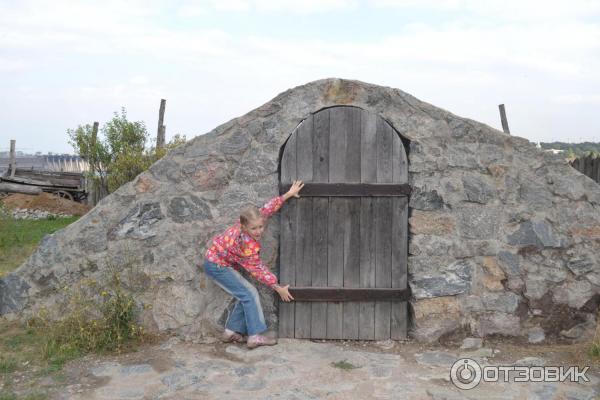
[278,106,410,340]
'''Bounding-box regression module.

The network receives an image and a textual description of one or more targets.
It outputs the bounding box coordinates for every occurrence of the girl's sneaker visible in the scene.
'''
[221,331,247,343]
[247,335,277,349]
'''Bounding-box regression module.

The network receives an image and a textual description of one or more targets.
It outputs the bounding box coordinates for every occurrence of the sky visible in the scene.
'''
[0,0,599,154]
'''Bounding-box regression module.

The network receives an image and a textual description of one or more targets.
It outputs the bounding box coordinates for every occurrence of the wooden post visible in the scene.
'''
[498,104,510,134]
[9,139,16,177]
[157,99,166,149]
[90,122,99,165]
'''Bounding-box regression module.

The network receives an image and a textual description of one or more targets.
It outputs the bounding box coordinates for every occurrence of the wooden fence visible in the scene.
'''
[571,155,600,184]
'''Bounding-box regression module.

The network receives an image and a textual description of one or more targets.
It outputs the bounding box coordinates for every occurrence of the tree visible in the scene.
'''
[68,108,186,197]
[107,134,186,192]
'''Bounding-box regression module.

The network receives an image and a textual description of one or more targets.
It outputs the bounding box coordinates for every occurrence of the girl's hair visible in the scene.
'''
[240,205,262,226]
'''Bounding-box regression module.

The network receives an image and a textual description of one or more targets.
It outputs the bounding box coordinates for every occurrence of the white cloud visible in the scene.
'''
[374,0,600,21]
[209,0,358,13]
[1,0,599,151]
[552,94,600,105]
[0,58,29,72]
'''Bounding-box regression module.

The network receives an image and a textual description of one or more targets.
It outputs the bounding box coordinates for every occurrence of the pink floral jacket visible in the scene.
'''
[205,196,285,290]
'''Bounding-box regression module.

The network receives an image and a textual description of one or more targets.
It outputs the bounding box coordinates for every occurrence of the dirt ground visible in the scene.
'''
[1,193,91,216]
[2,322,599,400]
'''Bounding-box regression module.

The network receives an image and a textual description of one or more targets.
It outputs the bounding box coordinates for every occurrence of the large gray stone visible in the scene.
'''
[456,204,502,239]
[481,292,521,313]
[497,251,522,276]
[411,260,473,299]
[409,187,445,210]
[0,274,30,314]
[567,258,595,276]
[462,173,496,204]
[507,220,567,249]
[552,280,594,309]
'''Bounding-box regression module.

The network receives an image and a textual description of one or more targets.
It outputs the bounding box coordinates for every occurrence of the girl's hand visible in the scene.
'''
[284,180,305,201]
[275,284,294,302]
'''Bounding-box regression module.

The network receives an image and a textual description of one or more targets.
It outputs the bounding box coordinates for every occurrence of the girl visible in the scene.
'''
[203,180,304,349]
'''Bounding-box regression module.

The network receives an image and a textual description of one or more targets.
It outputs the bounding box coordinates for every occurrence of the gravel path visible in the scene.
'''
[52,336,600,400]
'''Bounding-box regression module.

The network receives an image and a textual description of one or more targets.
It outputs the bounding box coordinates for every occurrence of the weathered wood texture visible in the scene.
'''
[279,183,411,197]
[279,106,409,340]
[9,140,16,178]
[289,287,411,301]
[571,155,600,184]
[157,99,166,149]
[0,182,42,195]
[498,104,510,134]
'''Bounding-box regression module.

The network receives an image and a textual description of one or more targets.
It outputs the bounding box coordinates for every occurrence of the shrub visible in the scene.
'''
[29,263,150,364]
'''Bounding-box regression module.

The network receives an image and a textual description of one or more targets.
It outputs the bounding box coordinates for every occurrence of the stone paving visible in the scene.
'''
[55,337,599,400]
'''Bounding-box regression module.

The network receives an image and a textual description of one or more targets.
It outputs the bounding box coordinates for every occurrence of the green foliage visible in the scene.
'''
[0,392,47,400]
[107,133,186,193]
[30,267,148,359]
[68,108,186,195]
[330,359,362,370]
[540,141,600,157]
[0,213,79,277]
[0,356,17,374]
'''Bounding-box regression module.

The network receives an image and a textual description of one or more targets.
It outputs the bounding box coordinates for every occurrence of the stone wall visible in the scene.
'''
[2,78,599,343]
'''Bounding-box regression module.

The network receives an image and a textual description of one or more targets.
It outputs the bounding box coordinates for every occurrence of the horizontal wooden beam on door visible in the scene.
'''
[279,183,411,197]
[288,287,411,302]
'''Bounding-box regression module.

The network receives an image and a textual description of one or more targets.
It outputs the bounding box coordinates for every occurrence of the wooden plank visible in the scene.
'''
[375,117,393,340]
[361,111,378,182]
[342,108,361,339]
[278,132,297,338]
[391,302,407,340]
[375,197,392,339]
[329,107,347,183]
[377,117,394,184]
[13,172,81,187]
[391,196,408,339]
[342,198,360,339]
[571,159,580,172]
[313,109,330,183]
[0,182,42,195]
[345,107,361,182]
[311,197,328,338]
[326,107,348,339]
[16,169,84,178]
[359,197,376,340]
[359,110,377,340]
[311,109,329,339]
[295,115,313,339]
[327,198,344,339]
[312,109,329,339]
[295,197,313,338]
[585,156,593,178]
[278,183,411,197]
[392,130,408,184]
[288,287,411,301]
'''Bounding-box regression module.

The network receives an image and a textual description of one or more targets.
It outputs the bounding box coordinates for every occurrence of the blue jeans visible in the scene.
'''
[203,260,268,336]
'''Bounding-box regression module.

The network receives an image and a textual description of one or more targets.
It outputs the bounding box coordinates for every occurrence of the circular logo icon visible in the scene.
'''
[450,358,482,390]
